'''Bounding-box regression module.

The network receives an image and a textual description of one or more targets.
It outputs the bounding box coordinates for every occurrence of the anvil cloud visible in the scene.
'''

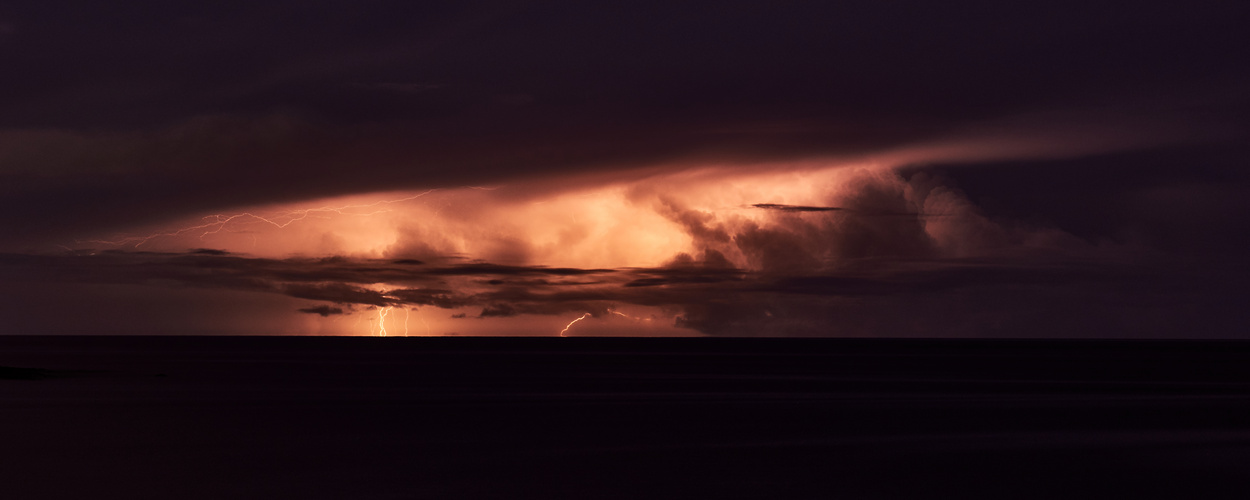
[1,1,1248,336]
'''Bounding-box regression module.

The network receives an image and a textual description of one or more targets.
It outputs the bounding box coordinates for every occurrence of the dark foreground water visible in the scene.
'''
[2,337,1249,499]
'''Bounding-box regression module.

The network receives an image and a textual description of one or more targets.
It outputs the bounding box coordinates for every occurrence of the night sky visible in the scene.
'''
[2,1,1248,336]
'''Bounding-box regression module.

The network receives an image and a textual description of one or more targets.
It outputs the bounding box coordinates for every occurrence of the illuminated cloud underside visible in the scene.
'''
[27,136,1175,337]
[0,1,1247,337]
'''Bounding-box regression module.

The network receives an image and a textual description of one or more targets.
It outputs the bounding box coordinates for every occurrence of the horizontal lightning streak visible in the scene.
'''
[610,309,652,322]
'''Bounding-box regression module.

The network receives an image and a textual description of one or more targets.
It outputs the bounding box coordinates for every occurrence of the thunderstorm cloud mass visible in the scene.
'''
[2,0,1248,337]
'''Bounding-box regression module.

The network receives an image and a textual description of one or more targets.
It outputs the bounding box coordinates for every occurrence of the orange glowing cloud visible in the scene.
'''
[71,120,1158,271]
[48,131,1165,336]
[74,158,888,269]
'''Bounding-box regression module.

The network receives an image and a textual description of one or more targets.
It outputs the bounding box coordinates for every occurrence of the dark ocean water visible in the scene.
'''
[2,336,1249,499]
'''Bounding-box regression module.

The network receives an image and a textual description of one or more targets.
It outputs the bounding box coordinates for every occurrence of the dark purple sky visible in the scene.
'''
[1,1,1248,336]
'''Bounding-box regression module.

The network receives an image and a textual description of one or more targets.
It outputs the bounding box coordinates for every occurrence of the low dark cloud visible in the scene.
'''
[283,283,391,308]
[297,305,344,317]
[752,204,844,213]
[0,244,1241,337]
[189,248,230,255]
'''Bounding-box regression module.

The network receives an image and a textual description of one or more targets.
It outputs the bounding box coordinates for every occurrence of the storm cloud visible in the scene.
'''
[2,161,1241,337]
[1,1,1248,336]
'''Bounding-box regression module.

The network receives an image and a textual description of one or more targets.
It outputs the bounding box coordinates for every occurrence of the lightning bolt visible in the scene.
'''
[418,307,432,336]
[609,308,652,322]
[403,307,410,337]
[81,190,437,248]
[377,306,392,337]
[559,312,592,337]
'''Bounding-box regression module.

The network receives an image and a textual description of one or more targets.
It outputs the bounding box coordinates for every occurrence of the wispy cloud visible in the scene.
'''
[351,82,444,94]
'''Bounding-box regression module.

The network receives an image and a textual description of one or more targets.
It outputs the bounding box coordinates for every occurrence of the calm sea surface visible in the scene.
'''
[3,337,1249,499]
